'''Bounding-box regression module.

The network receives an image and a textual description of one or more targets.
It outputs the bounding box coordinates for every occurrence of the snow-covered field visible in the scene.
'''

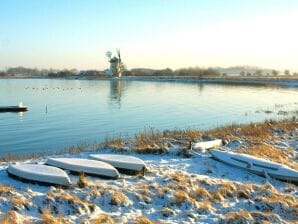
[0,122,297,223]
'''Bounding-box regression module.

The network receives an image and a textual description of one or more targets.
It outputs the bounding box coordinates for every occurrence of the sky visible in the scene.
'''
[0,0,298,71]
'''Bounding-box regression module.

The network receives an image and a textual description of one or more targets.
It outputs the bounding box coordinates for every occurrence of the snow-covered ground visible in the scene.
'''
[0,137,297,223]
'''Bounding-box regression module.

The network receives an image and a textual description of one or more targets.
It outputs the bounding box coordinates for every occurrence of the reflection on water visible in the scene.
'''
[109,79,124,107]
[19,112,24,118]
[0,78,297,156]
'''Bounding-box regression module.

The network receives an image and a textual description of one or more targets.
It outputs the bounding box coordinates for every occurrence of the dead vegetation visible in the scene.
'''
[223,209,253,223]
[0,211,19,224]
[239,143,298,169]
[104,135,127,150]
[1,119,297,161]
[109,190,130,206]
[11,196,29,210]
[133,216,155,224]
[77,172,89,188]
[91,214,115,224]
[41,209,65,224]
[134,128,169,154]
[0,184,15,196]
[45,189,95,215]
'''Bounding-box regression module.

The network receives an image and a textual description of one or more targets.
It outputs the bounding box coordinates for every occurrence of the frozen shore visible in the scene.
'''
[0,119,297,223]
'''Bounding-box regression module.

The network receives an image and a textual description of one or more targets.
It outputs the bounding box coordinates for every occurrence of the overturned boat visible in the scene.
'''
[89,154,147,173]
[210,149,298,183]
[7,164,72,186]
[192,139,224,151]
[45,158,120,179]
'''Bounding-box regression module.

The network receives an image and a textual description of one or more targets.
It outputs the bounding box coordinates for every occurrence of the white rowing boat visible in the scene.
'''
[89,154,147,172]
[192,139,224,151]
[7,164,72,186]
[210,149,298,182]
[45,158,119,178]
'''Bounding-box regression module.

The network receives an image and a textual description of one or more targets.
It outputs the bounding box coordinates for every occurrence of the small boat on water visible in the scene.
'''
[0,106,28,112]
[0,102,28,112]
[7,164,72,186]
[45,158,120,179]
[210,149,298,183]
[89,154,147,173]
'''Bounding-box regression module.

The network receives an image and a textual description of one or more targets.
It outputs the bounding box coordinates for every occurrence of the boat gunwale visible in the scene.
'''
[210,149,298,183]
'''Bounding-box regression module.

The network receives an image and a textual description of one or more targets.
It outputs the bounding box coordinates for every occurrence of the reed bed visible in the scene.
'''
[0,118,297,162]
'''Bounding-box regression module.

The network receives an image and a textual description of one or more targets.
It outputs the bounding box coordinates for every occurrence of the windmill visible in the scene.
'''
[105,49,123,77]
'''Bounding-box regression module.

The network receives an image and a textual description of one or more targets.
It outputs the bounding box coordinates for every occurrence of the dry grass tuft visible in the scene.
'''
[197,201,214,213]
[239,143,298,169]
[192,187,212,200]
[163,129,202,141]
[46,189,94,214]
[110,190,129,206]
[41,209,64,224]
[91,214,115,224]
[11,196,29,210]
[171,172,189,182]
[104,136,127,150]
[133,216,154,224]
[0,184,15,195]
[250,211,283,223]
[77,172,89,188]
[224,209,253,223]
[173,190,189,205]
[212,192,225,202]
[1,211,19,224]
[216,181,237,198]
[134,128,168,154]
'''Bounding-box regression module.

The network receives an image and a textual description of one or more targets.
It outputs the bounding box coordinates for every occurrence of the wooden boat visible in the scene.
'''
[89,154,147,173]
[0,106,28,112]
[7,164,72,186]
[210,149,298,182]
[45,158,119,179]
[191,139,224,152]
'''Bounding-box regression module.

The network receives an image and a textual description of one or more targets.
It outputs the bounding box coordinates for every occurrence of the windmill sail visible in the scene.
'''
[117,49,121,63]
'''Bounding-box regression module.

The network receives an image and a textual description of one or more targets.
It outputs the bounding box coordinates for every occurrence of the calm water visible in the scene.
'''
[0,78,298,156]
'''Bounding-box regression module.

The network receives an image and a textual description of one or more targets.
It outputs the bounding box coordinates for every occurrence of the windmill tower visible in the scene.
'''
[106,49,123,77]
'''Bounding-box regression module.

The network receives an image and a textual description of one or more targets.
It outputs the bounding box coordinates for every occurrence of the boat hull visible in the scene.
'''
[0,106,28,112]
[45,158,120,179]
[192,139,223,151]
[89,154,147,173]
[210,149,298,183]
[7,164,72,186]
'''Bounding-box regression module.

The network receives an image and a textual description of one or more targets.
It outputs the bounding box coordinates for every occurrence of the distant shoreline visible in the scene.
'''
[1,75,298,88]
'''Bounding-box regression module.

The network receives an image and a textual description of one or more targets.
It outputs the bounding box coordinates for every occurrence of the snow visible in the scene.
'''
[192,139,223,151]
[0,135,297,223]
[45,158,119,178]
[89,154,146,171]
[7,164,71,186]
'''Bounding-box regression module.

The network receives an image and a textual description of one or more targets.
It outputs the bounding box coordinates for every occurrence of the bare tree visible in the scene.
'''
[272,70,279,76]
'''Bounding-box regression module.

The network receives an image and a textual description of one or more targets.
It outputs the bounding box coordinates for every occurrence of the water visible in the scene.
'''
[0,78,297,156]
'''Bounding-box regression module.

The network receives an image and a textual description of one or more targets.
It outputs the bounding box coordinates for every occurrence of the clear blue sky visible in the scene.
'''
[1,0,298,71]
